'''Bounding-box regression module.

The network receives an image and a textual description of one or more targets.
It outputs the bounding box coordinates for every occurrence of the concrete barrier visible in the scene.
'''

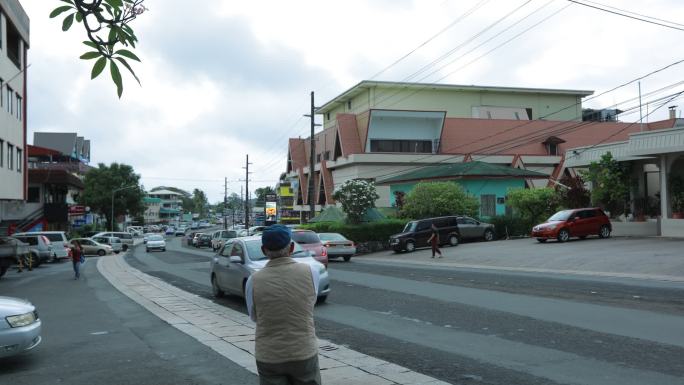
[610,220,659,237]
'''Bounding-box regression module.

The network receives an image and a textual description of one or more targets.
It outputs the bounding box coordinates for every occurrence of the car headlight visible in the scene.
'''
[6,311,37,328]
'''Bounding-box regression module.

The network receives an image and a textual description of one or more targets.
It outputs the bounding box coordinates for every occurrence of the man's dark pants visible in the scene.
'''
[256,355,322,385]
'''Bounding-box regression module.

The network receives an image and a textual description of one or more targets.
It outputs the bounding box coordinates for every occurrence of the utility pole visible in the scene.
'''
[223,177,228,230]
[638,81,644,132]
[303,91,321,221]
[243,155,252,231]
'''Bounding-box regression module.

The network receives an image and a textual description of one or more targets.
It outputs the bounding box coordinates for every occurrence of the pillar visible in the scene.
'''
[660,155,669,219]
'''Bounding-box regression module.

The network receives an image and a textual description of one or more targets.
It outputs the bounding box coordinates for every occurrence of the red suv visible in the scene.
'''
[532,208,612,243]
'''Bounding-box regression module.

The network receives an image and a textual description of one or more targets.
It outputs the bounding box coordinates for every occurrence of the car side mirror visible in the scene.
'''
[229,256,243,264]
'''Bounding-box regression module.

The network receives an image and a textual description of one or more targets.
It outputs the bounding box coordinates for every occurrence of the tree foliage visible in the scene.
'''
[555,175,591,209]
[80,162,145,228]
[332,180,379,224]
[400,182,479,219]
[51,0,147,98]
[191,188,209,216]
[255,186,276,205]
[582,152,631,217]
[506,187,560,225]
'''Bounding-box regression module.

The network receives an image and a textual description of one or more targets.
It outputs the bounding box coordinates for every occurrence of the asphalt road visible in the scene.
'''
[127,237,684,385]
[0,256,258,385]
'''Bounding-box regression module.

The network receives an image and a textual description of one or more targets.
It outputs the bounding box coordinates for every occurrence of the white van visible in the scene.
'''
[13,231,71,260]
[93,232,134,250]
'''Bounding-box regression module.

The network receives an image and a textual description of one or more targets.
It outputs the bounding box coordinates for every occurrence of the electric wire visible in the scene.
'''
[566,0,684,32]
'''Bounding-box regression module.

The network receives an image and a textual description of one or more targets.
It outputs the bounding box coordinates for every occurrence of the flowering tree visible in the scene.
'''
[333,179,379,224]
[51,0,147,98]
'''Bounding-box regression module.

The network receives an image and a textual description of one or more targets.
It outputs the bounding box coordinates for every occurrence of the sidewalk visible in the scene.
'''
[98,254,448,385]
[357,237,684,283]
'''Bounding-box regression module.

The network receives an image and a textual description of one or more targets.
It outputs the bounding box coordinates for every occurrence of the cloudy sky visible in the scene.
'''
[22,0,684,202]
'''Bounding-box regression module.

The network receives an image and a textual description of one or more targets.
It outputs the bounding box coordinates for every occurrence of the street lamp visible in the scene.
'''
[111,184,139,231]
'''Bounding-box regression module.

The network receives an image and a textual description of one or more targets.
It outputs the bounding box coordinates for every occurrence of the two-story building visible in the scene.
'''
[148,189,183,223]
[0,0,29,230]
[286,80,673,218]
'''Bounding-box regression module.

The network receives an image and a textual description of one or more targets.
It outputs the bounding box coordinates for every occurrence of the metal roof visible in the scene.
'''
[377,161,548,184]
[317,80,594,114]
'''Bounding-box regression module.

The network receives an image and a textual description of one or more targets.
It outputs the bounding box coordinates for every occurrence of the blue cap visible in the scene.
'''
[261,224,292,251]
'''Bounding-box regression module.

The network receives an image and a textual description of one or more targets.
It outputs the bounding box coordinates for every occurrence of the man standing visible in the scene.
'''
[245,225,321,385]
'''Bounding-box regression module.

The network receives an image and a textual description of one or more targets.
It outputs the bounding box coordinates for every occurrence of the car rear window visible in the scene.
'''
[245,239,306,261]
[318,233,346,241]
[15,236,38,245]
[291,231,320,244]
[221,231,237,238]
[149,235,164,241]
[44,233,66,242]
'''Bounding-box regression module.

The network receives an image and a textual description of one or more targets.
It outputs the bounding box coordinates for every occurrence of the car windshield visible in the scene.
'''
[318,233,346,241]
[403,222,417,233]
[548,210,573,221]
[149,235,164,241]
[291,231,320,244]
[244,239,308,261]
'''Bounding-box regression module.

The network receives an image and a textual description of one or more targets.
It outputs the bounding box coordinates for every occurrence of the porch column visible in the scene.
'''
[660,155,669,219]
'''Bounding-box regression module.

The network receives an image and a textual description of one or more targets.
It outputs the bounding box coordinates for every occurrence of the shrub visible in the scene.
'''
[300,219,408,244]
[333,179,380,224]
[506,187,560,226]
[488,215,534,239]
[401,182,479,219]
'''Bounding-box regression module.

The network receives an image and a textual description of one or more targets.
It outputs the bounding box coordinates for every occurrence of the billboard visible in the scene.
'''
[265,202,277,217]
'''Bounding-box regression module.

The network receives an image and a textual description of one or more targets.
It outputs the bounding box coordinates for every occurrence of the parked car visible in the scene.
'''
[532,208,612,243]
[457,216,496,241]
[92,236,123,254]
[92,232,134,251]
[192,233,204,246]
[13,231,71,260]
[10,234,53,266]
[196,234,212,248]
[69,238,113,256]
[0,296,42,358]
[389,216,461,252]
[210,236,330,303]
[318,233,356,262]
[186,231,199,246]
[291,230,328,267]
[146,235,166,252]
[0,237,30,278]
[211,230,238,252]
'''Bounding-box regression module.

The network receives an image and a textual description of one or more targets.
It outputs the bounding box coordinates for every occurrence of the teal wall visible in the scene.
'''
[389,179,525,217]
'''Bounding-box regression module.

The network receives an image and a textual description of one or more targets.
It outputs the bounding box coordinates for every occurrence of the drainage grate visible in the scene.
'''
[319,345,339,352]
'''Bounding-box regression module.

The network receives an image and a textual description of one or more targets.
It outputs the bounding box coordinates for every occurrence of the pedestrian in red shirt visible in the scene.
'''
[71,240,84,280]
[427,224,442,258]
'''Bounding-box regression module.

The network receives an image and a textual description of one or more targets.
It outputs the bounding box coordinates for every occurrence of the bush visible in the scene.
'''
[488,215,534,239]
[300,219,408,244]
[401,182,479,219]
[506,187,560,226]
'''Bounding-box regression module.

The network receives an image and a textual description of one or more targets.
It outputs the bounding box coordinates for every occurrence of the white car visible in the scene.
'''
[146,235,166,252]
[0,296,42,358]
[13,231,70,260]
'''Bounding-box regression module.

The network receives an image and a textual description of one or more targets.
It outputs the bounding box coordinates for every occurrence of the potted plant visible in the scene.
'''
[670,175,684,219]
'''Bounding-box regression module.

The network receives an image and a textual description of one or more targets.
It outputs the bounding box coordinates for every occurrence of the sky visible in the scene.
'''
[21,0,684,203]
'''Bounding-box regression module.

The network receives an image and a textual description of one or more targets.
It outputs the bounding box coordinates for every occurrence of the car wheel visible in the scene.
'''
[115,251,120,254]
[448,235,459,247]
[123,245,128,251]
[599,225,611,239]
[316,295,327,305]
[557,229,570,242]
[97,249,105,256]
[537,238,547,243]
[343,255,352,262]
[162,248,166,252]
[483,229,494,242]
[405,241,416,252]
[0,265,8,277]
[211,275,224,298]
[146,248,150,253]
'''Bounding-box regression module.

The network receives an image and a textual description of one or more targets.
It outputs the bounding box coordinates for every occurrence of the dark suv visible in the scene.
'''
[390,216,460,252]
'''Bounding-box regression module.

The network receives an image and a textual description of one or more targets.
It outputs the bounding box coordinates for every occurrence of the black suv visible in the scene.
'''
[390,216,461,252]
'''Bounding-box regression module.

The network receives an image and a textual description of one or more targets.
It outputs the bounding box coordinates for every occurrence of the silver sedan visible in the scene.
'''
[318,233,356,262]
[0,296,42,358]
[457,216,496,241]
[210,237,331,303]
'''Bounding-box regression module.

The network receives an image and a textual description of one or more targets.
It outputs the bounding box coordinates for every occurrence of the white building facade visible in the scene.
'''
[0,0,29,224]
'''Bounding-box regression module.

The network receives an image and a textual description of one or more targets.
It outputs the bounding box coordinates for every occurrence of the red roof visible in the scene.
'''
[28,144,62,157]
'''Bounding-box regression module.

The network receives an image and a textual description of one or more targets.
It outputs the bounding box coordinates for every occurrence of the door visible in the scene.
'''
[568,211,587,236]
[414,220,432,247]
[225,242,246,294]
[480,195,496,218]
[214,242,233,289]
[457,217,477,239]
[79,239,97,255]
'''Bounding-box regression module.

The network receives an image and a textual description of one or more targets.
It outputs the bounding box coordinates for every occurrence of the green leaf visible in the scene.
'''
[110,60,124,98]
[115,57,141,85]
[50,5,72,18]
[80,51,101,60]
[105,0,124,8]
[83,41,99,49]
[75,12,83,23]
[91,57,107,79]
[62,13,75,31]
[108,26,119,44]
[115,49,140,62]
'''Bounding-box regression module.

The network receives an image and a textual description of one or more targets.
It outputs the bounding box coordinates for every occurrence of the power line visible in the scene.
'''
[579,0,684,28]
[566,0,684,32]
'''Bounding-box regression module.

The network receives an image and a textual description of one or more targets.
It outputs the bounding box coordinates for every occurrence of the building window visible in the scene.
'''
[6,18,22,68]
[326,112,330,120]
[316,153,321,163]
[548,143,558,156]
[6,86,13,114]
[370,139,432,153]
[16,148,22,172]
[16,94,22,120]
[481,194,496,217]
[324,151,330,161]
[347,100,352,110]
[7,143,14,170]
[27,187,40,203]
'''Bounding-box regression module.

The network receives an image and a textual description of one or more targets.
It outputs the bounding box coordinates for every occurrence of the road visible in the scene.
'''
[0,255,258,385]
[126,237,684,385]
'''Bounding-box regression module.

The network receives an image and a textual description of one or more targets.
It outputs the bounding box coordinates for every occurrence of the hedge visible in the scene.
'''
[487,215,534,239]
[300,219,408,244]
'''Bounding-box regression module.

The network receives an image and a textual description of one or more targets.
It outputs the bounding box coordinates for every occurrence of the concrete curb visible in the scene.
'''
[97,254,448,385]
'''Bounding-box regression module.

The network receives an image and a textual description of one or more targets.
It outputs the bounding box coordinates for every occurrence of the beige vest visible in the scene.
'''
[252,257,318,363]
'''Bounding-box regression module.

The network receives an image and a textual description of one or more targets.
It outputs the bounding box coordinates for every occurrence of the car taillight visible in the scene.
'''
[320,247,327,256]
